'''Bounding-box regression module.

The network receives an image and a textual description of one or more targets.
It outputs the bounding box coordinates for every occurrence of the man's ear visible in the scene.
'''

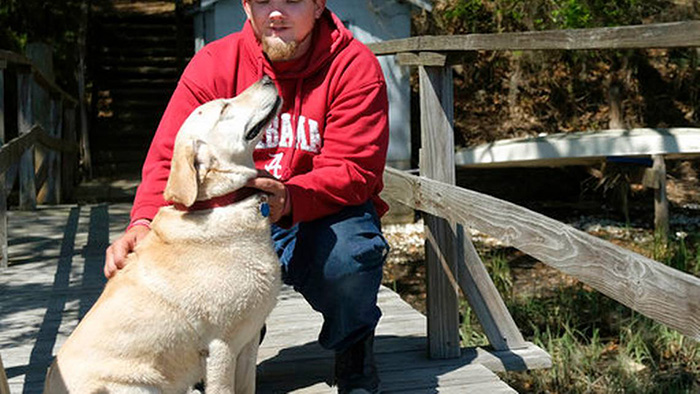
[241,0,253,20]
[164,139,199,207]
[314,0,326,19]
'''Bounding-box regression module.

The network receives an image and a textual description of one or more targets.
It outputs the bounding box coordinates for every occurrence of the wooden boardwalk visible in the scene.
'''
[0,203,519,393]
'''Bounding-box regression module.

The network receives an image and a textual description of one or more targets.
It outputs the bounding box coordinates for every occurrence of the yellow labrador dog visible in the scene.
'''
[44,76,282,394]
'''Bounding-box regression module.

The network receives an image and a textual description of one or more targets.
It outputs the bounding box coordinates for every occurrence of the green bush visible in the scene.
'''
[467,240,700,393]
[1,0,85,91]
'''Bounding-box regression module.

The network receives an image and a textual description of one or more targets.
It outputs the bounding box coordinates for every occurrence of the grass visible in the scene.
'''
[457,230,700,393]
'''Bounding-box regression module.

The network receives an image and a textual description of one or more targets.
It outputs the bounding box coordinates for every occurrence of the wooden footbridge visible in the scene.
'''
[0,203,529,393]
[2,20,700,394]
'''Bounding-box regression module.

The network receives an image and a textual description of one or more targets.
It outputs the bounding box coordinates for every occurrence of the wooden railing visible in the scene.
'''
[0,50,81,269]
[370,20,700,363]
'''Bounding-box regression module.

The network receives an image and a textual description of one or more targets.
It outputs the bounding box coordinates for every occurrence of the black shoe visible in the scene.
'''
[335,332,380,394]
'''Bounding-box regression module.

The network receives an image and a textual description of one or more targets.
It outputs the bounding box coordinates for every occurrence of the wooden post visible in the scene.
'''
[61,105,77,202]
[608,83,624,129]
[77,0,92,178]
[38,97,61,204]
[0,63,7,269]
[419,63,461,359]
[653,154,669,243]
[27,43,52,205]
[458,228,528,351]
[18,68,37,210]
[55,99,63,204]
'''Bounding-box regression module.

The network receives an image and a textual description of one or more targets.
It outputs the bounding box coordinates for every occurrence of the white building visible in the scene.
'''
[191,0,433,169]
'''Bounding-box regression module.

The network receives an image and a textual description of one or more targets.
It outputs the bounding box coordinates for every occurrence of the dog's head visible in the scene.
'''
[164,76,281,207]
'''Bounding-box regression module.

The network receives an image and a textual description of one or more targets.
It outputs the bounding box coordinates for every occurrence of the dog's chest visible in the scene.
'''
[145,206,282,328]
[152,241,280,327]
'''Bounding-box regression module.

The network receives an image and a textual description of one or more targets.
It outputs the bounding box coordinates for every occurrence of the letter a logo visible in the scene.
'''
[265,152,284,179]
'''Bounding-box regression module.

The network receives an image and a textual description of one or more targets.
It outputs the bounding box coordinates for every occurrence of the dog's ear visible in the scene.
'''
[164,139,198,207]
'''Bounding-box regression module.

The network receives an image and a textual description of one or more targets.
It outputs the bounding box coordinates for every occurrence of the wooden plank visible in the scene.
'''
[652,154,669,242]
[61,106,77,203]
[0,126,39,174]
[396,52,476,67]
[49,99,62,204]
[0,50,32,66]
[457,229,528,351]
[454,128,700,169]
[76,5,91,178]
[368,21,700,55]
[397,52,446,67]
[17,70,37,211]
[460,342,551,372]
[37,99,61,204]
[383,167,700,340]
[608,84,624,129]
[36,127,79,153]
[419,65,461,359]
[0,125,79,175]
[258,286,523,392]
[27,44,52,206]
[34,157,50,195]
[0,50,77,106]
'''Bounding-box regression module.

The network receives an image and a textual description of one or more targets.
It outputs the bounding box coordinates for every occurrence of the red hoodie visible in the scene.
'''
[130,8,389,225]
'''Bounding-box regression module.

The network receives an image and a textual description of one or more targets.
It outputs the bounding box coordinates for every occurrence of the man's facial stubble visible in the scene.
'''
[262,36,299,62]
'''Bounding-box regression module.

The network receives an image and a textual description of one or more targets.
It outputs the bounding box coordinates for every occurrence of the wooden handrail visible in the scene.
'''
[383,167,700,341]
[368,21,700,55]
[0,50,78,106]
[0,124,78,174]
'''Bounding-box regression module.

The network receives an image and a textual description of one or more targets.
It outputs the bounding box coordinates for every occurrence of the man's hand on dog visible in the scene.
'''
[246,170,291,223]
[104,225,150,278]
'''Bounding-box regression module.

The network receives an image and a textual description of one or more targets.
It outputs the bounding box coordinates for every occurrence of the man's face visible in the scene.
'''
[243,0,325,62]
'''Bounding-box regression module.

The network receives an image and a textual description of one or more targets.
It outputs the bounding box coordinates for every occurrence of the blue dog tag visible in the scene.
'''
[260,202,270,218]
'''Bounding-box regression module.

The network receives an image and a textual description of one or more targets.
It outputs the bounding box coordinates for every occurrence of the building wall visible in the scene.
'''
[193,0,413,168]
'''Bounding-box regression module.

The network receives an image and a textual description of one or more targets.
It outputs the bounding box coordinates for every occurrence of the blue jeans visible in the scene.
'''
[271,201,389,352]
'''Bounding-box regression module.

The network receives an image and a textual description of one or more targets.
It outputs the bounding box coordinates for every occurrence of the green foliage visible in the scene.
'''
[0,0,26,51]
[0,0,85,91]
[429,0,674,34]
[413,1,698,146]
[484,250,513,299]
[502,283,700,393]
[550,0,592,29]
[492,233,700,393]
[655,231,700,276]
[458,302,489,347]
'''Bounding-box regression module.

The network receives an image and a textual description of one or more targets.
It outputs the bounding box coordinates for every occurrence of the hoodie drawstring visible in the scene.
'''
[285,77,304,179]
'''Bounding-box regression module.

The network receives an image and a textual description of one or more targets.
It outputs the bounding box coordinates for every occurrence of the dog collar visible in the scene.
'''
[173,187,263,212]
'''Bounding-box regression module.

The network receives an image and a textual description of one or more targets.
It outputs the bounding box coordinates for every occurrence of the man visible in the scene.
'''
[104,0,390,392]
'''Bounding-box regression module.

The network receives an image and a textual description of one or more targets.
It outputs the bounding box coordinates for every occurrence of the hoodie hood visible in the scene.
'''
[130,6,389,226]
[241,8,353,81]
